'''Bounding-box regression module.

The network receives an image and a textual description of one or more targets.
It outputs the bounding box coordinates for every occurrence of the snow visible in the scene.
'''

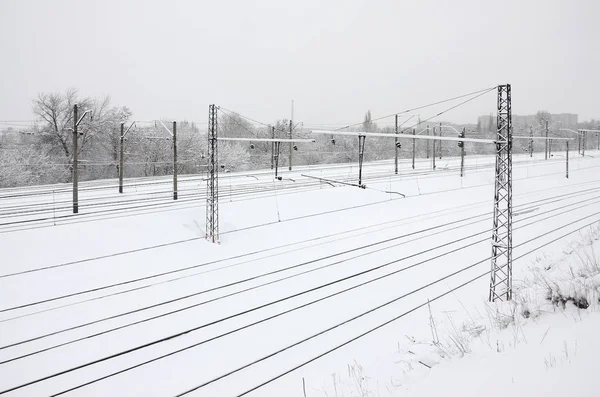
[0,150,599,396]
[403,311,600,397]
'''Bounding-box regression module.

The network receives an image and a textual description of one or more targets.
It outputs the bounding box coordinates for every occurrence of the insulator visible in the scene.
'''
[331,139,336,145]
[250,144,255,149]
[395,142,401,148]
[293,145,298,151]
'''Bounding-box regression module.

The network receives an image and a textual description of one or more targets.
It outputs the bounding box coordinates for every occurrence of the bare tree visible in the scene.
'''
[363,110,374,132]
[536,110,552,129]
[33,89,92,160]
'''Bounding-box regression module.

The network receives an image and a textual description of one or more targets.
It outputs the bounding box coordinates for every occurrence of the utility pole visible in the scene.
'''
[270,126,275,169]
[412,128,416,169]
[426,124,430,158]
[72,104,79,214]
[439,122,442,159]
[548,138,552,159]
[545,120,549,160]
[358,135,366,187]
[71,103,92,214]
[432,126,436,170]
[274,141,282,179]
[529,125,533,157]
[394,114,399,174]
[582,131,586,157]
[157,120,178,200]
[459,127,465,177]
[173,121,178,200]
[489,84,513,302]
[289,100,293,171]
[119,121,136,193]
[288,119,293,171]
[119,123,125,193]
[566,141,569,179]
[578,132,581,154]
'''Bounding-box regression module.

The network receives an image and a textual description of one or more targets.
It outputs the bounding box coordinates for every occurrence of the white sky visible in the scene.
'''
[0,0,598,126]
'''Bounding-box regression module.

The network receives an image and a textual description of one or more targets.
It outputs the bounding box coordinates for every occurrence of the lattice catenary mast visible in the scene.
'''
[489,84,513,302]
[205,104,219,243]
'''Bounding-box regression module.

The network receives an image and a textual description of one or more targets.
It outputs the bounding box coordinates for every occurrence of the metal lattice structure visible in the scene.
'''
[489,84,513,302]
[205,104,219,243]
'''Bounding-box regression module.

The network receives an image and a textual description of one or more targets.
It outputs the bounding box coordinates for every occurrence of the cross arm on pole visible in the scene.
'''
[560,128,581,135]
[310,130,497,144]
[157,120,174,137]
[76,109,92,127]
[217,137,315,143]
[122,121,137,138]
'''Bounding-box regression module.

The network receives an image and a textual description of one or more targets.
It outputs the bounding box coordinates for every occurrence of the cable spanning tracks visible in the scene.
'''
[0,151,593,233]
[3,179,599,313]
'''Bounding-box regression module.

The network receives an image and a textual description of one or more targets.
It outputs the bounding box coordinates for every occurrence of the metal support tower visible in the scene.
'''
[426,125,430,158]
[459,127,465,177]
[566,141,569,179]
[288,120,293,170]
[412,128,416,169]
[205,104,219,243]
[394,114,399,174]
[489,84,513,302]
[432,126,436,170]
[173,121,178,200]
[270,126,275,169]
[438,122,443,159]
[357,135,366,187]
[529,126,533,157]
[72,104,79,214]
[119,123,125,193]
[545,120,549,160]
[273,141,282,179]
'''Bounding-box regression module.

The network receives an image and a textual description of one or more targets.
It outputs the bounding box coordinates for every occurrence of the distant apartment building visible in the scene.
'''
[477,113,578,131]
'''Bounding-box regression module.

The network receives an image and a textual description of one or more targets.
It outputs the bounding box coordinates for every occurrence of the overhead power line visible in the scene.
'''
[334,86,497,131]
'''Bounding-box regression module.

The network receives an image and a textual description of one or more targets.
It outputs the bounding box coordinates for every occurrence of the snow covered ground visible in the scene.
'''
[1,149,599,396]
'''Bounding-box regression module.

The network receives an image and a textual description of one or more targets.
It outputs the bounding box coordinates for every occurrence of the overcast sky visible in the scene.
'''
[0,0,598,127]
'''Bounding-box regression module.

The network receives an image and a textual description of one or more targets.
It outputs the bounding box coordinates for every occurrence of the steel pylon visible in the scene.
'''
[489,84,513,302]
[205,104,219,243]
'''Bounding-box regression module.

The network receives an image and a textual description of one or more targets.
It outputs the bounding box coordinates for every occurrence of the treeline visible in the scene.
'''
[2,92,595,188]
